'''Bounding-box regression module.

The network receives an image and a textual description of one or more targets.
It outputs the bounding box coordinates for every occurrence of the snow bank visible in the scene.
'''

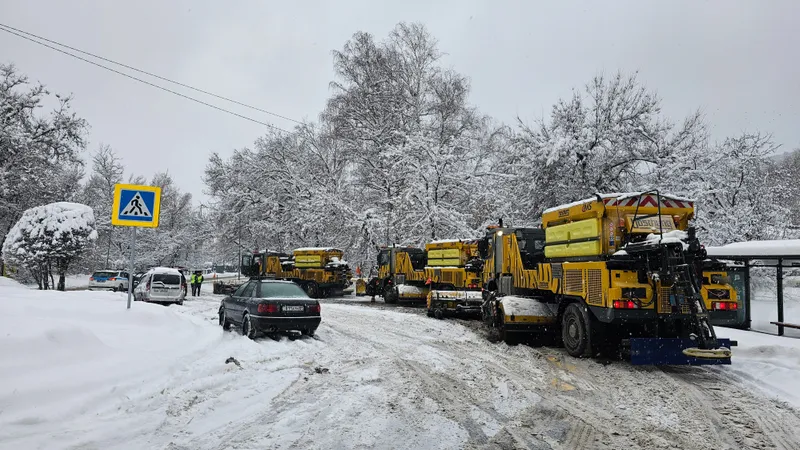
[707,240,800,258]
[0,287,222,449]
[0,276,26,289]
[719,327,800,409]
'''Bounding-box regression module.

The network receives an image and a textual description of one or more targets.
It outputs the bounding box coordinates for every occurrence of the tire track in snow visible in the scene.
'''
[149,297,800,450]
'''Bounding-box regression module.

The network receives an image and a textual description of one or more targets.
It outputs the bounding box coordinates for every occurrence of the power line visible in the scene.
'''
[0,22,303,125]
[0,24,292,132]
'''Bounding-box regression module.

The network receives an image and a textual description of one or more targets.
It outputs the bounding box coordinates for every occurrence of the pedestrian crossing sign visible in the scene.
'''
[111,183,161,228]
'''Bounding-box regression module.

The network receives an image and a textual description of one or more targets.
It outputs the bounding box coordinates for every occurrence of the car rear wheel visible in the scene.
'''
[242,313,257,339]
[119,284,125,292]
[219,308,231,330]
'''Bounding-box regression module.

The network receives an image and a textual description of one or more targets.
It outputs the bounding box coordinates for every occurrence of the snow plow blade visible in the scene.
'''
[628,338,736,365]
[428,290,484,317]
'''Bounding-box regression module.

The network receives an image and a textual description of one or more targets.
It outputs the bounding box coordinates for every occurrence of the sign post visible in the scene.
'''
[112,183,162,309]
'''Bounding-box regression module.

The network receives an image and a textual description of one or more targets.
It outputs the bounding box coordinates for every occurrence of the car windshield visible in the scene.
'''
[92,271,116,278]
[258,282,308,298]
[152,274,181,284]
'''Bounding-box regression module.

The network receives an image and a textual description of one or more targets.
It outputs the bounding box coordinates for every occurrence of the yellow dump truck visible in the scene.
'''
[480,192,736,365]
[366,246,429,303]
[424,239,484,319]
[241,247,351,298]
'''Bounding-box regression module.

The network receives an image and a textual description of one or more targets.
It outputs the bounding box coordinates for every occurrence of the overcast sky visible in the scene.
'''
[2,1,798,202]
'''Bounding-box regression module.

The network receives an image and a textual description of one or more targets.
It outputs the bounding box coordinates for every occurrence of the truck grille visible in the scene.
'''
[565,270,583,294]
[587,269,602,306]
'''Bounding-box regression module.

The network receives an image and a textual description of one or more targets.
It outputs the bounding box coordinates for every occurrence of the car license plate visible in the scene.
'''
[283,305,304,312]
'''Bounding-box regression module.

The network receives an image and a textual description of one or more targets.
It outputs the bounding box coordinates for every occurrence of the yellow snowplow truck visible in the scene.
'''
[480,191,736,365]
[241,247,352,298]
[701,263,739,325]
[424,239,484,319]
[365,246,429,303]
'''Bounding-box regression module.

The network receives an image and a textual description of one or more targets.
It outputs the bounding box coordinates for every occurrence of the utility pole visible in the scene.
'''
[237,214,242,281]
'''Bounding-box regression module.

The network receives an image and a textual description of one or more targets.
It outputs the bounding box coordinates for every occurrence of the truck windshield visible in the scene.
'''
[377,250,390,267]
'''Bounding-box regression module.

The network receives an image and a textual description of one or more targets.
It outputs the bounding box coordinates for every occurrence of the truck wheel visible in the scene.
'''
[383,286,398,304]
[434,308,444,320]
[562,303,591,357]
[306,282,320,299]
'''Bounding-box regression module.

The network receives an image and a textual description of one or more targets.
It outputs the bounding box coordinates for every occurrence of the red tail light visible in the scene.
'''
[712,301,738,311]
[146,280,151,290]
[89,277,94,281]
[258,303,279,313]
[110,277,116,281]
[613,300,638,309]
[309,304,321,314]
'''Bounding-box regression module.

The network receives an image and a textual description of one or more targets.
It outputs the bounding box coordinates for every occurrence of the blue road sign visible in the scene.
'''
[112,183,162,228]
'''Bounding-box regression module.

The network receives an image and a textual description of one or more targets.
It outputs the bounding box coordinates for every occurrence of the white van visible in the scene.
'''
[133,267,187,305]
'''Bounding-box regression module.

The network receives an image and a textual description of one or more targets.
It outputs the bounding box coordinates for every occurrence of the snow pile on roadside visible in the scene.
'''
[720,327,800,408]
[0,276,26,288]
[0,287,224,449]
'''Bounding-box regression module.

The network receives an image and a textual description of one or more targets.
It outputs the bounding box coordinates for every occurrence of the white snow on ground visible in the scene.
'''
[3,286,800,449]
[0,276,25,288]
[747,283,800,338]
[720,327,800,409]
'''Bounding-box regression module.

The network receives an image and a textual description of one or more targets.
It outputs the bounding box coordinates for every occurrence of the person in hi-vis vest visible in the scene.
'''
[191,271,204,296]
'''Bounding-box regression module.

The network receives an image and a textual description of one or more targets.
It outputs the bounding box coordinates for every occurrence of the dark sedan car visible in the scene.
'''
[219,279,321,339]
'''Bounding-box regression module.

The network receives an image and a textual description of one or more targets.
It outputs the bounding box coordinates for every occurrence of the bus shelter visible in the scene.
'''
[706,240,800,336]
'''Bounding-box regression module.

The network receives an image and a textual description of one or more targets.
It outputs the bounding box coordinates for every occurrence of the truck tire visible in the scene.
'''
[562,303,592,357]
[383,285,398,304]
[561,303,592,358]
[306,282,320,299]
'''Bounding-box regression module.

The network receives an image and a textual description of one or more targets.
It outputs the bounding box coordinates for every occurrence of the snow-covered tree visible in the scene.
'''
[2,202,97,290]
[0,64,88,274]
[660,132,788,245]
[81,144,125,269]
[324,22,493,249]
[510,72,706,219]
[135,172,197,268]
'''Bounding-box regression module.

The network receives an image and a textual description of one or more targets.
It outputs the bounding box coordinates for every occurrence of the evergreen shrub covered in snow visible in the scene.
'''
[2,202,97,290]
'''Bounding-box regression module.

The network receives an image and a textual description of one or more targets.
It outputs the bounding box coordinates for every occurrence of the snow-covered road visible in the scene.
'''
[2,282,800,450]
